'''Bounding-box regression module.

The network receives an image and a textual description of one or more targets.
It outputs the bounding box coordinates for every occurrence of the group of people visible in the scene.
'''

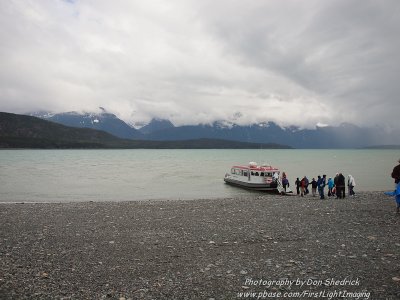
[283,173,356,199]
[279,158,400,213]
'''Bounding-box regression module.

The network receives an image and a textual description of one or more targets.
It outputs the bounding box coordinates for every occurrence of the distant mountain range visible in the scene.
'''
[28,109,400,149]
[0,112,290,149]
[29,107,143,139]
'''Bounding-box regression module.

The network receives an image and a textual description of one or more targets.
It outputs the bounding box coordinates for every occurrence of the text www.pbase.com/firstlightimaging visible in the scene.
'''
[237,289,371,299]
[237,277,370,299]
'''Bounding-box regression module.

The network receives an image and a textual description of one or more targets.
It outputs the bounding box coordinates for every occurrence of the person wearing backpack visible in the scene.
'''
[282,174,289,192]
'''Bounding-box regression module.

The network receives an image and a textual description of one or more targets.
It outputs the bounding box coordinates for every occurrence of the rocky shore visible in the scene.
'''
[0,192,399,299]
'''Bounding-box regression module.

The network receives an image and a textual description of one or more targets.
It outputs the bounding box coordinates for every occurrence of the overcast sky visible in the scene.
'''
[1,0,399,128]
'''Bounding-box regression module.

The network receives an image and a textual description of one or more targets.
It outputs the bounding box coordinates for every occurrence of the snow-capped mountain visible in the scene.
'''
[138,118,175,134]
[29,108,143,139]
[27,109,400,148]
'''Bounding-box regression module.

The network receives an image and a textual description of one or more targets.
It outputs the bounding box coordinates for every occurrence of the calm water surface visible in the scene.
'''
[0,149,398,202]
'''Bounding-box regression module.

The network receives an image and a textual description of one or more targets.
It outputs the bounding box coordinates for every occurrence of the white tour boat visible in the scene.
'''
[224,162,293,195]
[224,162,290,193]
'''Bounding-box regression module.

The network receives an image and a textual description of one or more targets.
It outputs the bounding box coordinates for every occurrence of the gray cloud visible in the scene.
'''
[0,0,399,128]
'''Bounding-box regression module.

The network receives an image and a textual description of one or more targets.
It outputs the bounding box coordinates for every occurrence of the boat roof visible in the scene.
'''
[232,164,280,172]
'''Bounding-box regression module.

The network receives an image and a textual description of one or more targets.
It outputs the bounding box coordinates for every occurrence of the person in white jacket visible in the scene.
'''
[348,175,356,196]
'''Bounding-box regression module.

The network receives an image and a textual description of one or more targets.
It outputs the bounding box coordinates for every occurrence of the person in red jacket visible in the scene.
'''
[300,176,307,197]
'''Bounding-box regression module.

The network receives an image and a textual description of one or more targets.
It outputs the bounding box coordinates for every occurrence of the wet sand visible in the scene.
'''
[0,192,399,299]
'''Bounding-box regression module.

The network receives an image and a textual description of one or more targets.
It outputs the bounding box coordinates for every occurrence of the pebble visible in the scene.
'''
[392,277,400,282]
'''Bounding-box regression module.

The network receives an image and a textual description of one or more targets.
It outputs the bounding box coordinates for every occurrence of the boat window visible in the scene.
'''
[260,172,264,177]
[251,171,254,176]
[235,169,241,175]
[243,171,248,177]
[231,168,235,174]
[266,172,272,177]
[255,172,259,176]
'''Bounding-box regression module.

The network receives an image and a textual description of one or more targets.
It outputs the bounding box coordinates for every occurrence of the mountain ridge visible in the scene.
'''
[139,118,175,134]
[30,109,143,140]
[0,112,290,149]
[27,109,400,148]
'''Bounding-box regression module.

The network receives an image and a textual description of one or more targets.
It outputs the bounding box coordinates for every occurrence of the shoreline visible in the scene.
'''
[0,189,391,205]
[1,192,399,299]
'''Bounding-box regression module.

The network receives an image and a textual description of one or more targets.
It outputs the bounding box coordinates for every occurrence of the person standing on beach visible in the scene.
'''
[348,175,356,196]
[304,176,309,195]
[385,161,400,213]
[300,176,307,197]
[295,177,300,195]
[327,177,334,197]
[388,159,400,213]
[317,175,326,199]
[322,175,327,199]
[336,173,346,199]
[391,159,400,184]
[282,172,289,192]
[334,173,339,198]
[310,178,317,197]
[385,185,400,213]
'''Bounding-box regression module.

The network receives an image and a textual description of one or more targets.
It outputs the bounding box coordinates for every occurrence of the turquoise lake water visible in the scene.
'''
[0,149,398,202]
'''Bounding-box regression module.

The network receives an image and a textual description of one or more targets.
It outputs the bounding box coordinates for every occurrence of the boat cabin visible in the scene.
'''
[229,162,280,185]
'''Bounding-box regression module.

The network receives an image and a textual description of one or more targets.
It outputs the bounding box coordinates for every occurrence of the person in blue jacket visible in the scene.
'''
[386,159,400,213]
[327,177,334,197]
[317,175,326,199]
[384,183,400,214]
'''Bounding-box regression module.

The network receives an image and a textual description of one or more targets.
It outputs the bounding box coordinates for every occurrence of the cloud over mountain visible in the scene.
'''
[1,0,399,129]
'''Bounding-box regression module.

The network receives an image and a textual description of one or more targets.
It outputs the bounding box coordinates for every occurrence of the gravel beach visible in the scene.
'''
[0,192,399,299]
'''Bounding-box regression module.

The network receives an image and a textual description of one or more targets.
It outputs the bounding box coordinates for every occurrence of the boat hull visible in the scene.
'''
[224,177,278,192]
